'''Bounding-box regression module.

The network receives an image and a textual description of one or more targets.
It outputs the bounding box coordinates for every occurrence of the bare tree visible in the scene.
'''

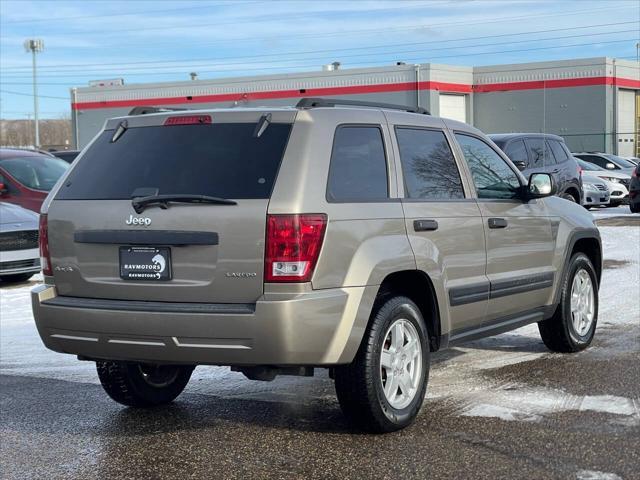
[0,117,72,149]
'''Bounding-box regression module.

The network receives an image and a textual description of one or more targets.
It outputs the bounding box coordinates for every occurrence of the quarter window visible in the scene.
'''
[455,133,521,200]
[549,140,569,163]
[395,128,464,200]
[327,126,388,202]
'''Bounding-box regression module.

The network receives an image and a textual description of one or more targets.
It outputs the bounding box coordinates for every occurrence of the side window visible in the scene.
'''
[503,139,528,165]
[395,128,464,200]
[524,138,546,169]
[578,155,607,168]
[549,140,569,163]
[327,126,388,202]
[455,133,521,200]
[545,140,559,165]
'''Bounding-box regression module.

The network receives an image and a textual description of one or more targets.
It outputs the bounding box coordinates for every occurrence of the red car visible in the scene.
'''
[0,148,69,212]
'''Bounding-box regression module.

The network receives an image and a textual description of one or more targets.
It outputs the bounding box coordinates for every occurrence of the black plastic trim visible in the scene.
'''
[448,272,554,307]
[448,282,490,306]
[74,230,219,246]
[490,272,554,299]
[43,296,255,315]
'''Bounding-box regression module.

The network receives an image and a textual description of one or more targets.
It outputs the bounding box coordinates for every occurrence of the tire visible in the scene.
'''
[561,192,578,203]
[629,204,639,214]
[538,253,598,353]
[334,296,429,433]
[0,273,34,284]
[96,361,194,407]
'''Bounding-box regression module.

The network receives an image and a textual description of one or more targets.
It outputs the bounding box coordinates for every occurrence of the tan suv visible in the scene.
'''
[32,99,601,432]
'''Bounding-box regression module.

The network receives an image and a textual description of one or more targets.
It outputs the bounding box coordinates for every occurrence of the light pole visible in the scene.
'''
[24,39,44,148]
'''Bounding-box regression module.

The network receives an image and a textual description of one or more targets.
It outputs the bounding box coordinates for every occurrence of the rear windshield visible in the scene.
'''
[56,122,292,200]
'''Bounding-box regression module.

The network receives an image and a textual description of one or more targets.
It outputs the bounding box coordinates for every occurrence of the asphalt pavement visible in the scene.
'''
[1,214,638,480]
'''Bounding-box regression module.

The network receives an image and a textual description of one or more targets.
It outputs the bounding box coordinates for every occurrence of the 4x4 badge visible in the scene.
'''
[125,215,151,226]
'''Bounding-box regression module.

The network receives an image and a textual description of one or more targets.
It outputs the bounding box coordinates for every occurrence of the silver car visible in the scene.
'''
[581,174,610,209]
[0,202,40,283]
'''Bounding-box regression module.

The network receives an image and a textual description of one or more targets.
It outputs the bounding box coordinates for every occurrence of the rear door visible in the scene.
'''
[48,110,295,303]
[387,114,488,333]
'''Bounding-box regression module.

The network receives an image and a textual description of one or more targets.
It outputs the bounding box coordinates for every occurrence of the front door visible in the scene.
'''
[453,133,556,322]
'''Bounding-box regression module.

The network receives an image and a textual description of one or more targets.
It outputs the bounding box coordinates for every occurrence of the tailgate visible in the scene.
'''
[48,111,293,303]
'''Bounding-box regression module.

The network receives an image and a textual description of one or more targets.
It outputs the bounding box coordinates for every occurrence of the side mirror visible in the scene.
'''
[605,162,616,170]
[527,173,556,199]
[0,182,7,196]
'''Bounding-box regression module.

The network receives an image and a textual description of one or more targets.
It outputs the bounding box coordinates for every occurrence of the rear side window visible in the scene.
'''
[395,128,464,200]
[503,139,528,166]
[327,126,388,202]
[56,122,292,200]
[549,140,569,163]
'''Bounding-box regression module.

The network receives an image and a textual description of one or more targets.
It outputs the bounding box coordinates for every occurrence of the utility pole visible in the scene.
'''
[24,39,44,148]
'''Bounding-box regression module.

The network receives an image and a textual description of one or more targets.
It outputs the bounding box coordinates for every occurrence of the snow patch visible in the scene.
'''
[576,470,622,480]
[461,387,639,422]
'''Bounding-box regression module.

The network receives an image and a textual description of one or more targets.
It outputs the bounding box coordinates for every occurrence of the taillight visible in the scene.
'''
[39,214,52,276]
[265,214,327,283]
[164,115,211,126]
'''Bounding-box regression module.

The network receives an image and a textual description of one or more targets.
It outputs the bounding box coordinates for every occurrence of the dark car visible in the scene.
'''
[0,148,69,212]
[50,149,80,163]
[630,163,640,213]
[489,133,582,203]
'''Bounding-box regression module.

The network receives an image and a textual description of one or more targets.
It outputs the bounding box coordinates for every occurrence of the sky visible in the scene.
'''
[1,0,639,119]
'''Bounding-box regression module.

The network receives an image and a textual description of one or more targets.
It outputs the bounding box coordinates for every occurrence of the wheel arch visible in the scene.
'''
[375,270,443,352]
[553,230,602,307]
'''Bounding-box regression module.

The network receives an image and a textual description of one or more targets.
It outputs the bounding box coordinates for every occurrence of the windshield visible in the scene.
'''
[56,122,292,200]
[603,154,636,168]
[0,155,69,191]
[577,159,605,171]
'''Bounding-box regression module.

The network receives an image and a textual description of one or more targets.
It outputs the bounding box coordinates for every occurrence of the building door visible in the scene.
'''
[617,89,636,157]
[439,94,467,123]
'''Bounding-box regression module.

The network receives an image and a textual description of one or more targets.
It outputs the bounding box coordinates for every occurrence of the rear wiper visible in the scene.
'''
[132,194,237,214]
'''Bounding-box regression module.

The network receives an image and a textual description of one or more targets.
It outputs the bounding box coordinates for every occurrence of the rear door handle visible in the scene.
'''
[414,219,439,232]
[488,218,508,229]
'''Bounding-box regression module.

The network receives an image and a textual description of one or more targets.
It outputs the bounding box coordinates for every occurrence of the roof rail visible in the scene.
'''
[128,106,187,116]
[296,97,430,115]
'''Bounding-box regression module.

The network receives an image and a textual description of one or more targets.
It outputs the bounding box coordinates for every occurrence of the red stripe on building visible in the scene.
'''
[72,81,472,110]
[473,76,640,92]
[71,76,638,110]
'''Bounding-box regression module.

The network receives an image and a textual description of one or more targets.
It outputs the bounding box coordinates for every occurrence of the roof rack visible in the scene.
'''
[128,106,187,116]
[296,97,430,115]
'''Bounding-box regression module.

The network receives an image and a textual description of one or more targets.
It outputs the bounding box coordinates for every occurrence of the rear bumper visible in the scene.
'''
[31,284,372,366]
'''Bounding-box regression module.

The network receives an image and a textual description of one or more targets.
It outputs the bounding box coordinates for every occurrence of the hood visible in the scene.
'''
[0,202,39,230]
[582,174,606,185]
